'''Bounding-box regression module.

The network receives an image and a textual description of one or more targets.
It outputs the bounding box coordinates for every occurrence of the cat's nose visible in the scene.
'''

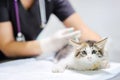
[87,57,92,60]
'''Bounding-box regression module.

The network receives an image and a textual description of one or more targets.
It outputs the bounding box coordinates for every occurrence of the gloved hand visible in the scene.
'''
[39,28,81,54]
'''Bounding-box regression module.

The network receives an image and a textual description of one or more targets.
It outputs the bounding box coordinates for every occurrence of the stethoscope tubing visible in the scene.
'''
[14,0,21,33]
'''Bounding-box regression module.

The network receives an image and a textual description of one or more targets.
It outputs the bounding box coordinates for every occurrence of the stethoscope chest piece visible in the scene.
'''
[16,32,25,42]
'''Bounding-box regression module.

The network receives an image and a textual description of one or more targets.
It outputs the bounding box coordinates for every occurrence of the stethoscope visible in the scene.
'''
[14,0,47,42]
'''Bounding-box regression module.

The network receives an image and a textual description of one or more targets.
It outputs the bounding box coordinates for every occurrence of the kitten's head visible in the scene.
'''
[70,38,107,61]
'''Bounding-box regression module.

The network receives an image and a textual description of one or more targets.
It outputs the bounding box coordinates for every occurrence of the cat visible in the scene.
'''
[52,38,109,73]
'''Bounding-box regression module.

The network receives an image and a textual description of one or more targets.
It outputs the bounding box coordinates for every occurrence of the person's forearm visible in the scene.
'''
[63,13,102,41]
[1,40,41,58]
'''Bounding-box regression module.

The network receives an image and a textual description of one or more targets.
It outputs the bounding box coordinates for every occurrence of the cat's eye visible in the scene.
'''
[97,51,103,57]
[92,50,97,54]
[82,51,87,55]
[75,52,80,57]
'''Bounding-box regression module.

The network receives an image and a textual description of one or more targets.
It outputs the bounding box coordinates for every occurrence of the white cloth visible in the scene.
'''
[0,58,120,80]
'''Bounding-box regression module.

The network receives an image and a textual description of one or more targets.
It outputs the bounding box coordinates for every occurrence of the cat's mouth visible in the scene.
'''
[87,57,92,61]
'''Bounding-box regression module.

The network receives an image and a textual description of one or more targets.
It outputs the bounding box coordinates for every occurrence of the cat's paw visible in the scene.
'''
[52,66,65,73]
[101,60,110,69]
[103,62,110,69]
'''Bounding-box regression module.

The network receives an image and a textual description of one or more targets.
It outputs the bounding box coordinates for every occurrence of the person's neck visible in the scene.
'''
[20,0,34,10]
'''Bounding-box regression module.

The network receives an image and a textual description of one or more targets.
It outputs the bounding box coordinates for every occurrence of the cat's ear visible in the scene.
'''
[69,39,81,48]
[95,38,108,49]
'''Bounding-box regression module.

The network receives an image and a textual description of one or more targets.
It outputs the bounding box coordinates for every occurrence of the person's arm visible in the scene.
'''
[0,21,80,58]
[63,13,102,41]
[0,21,41,58]
[52,0,101,41]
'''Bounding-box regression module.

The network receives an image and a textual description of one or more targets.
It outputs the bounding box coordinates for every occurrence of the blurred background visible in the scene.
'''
[39,0,120,62]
